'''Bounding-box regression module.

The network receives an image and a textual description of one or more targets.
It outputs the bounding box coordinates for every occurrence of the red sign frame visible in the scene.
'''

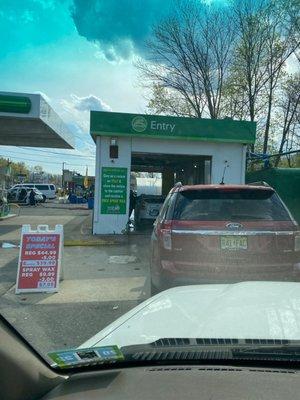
[16,225,63,293]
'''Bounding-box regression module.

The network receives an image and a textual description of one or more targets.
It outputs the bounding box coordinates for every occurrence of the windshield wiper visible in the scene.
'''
[49,339,300,369]
[121,338,300,363]
[232,345,300,361]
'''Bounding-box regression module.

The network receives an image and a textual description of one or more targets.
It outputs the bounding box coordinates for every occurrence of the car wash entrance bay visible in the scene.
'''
[91,111,256,234]
[101,167,127,214]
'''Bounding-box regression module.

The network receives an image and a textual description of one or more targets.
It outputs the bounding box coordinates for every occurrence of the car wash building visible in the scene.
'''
[90,111,256,234]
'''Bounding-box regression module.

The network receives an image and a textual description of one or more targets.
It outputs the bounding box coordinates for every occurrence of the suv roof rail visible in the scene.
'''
[247,181,271,187]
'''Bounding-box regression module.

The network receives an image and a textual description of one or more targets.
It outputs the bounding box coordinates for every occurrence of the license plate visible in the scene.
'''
[220,236,248,250]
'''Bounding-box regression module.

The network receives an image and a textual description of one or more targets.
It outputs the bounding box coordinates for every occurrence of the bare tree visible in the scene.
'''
[137,0,300,158]
[147,84,198,117]
[137,2,236,119]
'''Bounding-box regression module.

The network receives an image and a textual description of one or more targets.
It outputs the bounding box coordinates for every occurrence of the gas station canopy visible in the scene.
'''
[0,92,74,149]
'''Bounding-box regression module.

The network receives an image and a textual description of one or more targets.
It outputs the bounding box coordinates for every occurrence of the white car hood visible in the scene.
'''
[80,281,300,349]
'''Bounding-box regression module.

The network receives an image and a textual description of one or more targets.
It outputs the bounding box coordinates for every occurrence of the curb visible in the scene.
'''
[41,205,89,211]
[64,239,117,246]
[1,238,129,247]
[0,213,17,221]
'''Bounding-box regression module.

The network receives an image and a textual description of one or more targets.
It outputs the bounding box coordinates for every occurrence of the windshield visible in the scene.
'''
[0,0,299,371]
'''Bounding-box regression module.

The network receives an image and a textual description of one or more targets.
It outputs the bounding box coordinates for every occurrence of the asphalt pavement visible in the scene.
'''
[2,202,299,358]
[0,202,151,356]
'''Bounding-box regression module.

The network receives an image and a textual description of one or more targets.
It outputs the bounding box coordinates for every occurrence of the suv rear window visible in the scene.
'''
[173,189,291,221]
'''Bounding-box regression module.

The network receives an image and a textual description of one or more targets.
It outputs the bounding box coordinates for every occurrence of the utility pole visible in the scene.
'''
[62,162,65,189]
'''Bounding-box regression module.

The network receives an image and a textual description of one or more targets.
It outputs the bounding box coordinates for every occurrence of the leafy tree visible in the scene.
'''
[231,0,299,153]
[274,74,300,166]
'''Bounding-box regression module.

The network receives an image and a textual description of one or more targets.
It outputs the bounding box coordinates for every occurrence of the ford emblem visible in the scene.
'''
[226,222,243,230]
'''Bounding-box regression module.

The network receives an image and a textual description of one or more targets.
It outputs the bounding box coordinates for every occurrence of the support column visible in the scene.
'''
[93,136,131,234]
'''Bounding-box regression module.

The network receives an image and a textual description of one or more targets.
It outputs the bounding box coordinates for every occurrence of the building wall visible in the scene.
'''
[132,138,246,184]
[93,136,247,234]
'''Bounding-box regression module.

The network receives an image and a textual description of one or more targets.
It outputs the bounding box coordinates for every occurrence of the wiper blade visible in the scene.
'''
[144,337,292,348]
[121,338,300,363]
[233,346,300,360]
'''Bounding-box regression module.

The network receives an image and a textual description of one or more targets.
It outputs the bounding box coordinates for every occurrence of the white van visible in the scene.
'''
[11,183,56,201]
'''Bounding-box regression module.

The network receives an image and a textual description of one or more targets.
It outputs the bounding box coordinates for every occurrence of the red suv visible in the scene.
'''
[150,183,300,293]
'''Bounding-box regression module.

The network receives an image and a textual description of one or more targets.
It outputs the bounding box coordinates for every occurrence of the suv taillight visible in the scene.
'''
[158,222,172,250]
[162,229,172,250]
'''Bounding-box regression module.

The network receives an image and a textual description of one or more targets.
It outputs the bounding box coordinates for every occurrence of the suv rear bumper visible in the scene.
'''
[152,253,300,289]
[156,266,300,289]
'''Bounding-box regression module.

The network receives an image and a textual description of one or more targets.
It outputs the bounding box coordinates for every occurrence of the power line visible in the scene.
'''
[20,147,95,159]
[0,154,95,167]
[0,148,95,161]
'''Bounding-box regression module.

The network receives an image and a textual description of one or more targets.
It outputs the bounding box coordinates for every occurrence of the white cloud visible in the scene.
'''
[58,93,112,132]
[71,94,112,112]
[65,121,96,154]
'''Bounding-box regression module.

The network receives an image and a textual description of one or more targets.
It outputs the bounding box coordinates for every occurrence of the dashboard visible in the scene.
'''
[41,365,300,400]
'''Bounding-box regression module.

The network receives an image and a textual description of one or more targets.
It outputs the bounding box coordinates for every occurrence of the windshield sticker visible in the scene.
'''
[48,346,124,368]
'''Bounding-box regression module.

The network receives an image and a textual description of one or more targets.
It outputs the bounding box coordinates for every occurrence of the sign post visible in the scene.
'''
[15,224,63,294]
[101,167,127,214]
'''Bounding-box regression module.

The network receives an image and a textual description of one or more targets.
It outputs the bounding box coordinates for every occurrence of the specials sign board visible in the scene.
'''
[15,224,63,294]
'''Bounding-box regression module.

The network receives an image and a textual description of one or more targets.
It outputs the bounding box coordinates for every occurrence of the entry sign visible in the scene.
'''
[16,224,63,294]
[101,167,127,214]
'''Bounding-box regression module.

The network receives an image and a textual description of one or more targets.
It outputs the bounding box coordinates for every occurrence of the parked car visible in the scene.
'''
[134,194,165,228]
[150,183,300,293]
[7,187,44,204]
[10,183,56,201]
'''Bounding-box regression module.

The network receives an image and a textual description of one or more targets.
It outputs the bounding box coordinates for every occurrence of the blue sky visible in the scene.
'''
[0,0,178,174]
